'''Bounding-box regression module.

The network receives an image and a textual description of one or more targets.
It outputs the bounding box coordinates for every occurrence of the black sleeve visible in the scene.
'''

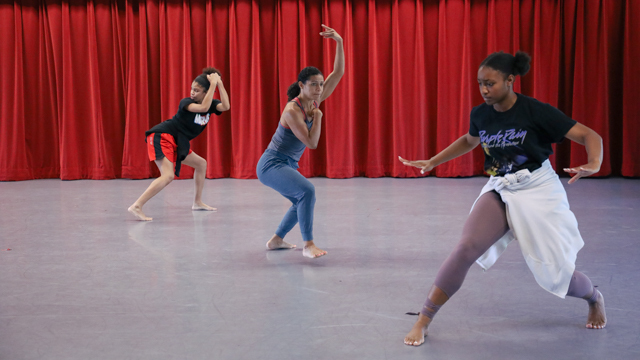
[468,106,481,137]
[179,97,196,112]
[533,102,577,143]
[208,99,223,116]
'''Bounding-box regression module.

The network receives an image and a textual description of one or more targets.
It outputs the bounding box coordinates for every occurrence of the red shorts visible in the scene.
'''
[146,133,192,162]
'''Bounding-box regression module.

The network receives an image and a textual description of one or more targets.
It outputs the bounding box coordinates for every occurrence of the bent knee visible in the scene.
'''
[296,184,315,202]
[161,174,175,183]
[193,158,207,172]
[302,184,315,198]
[453,239,486,263]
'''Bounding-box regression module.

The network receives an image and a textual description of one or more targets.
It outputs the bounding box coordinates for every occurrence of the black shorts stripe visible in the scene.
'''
[153,133,164,160]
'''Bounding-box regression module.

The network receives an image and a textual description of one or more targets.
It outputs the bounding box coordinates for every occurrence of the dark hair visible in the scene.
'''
[479,51,531,78]
[194,67,220,91]
[286,66,323,101]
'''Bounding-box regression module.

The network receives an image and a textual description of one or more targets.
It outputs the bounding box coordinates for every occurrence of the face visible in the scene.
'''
[477,66,514,106]
[190,82,207,103]
[299,75,325,100]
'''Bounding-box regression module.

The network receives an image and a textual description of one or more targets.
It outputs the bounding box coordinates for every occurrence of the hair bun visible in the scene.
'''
[202,67,220,76]
[513,51,531,76]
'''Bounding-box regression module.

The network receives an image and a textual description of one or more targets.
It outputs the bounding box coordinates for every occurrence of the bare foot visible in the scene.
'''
[266,235,296,250]
[302,243,327,258]
[128,205,152,221]
[404,313,431,346]
[586,290,607,329]
[192,202,217,211]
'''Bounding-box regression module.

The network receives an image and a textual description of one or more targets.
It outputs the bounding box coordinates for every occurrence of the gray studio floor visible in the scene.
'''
[0,176,638,360]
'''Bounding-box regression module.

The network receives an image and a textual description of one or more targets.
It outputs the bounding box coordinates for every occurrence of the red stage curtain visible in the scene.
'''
[1,0,638,180]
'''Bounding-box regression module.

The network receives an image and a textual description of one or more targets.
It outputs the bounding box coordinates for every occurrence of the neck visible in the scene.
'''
[493,92,517,112]
[297,95,314,108]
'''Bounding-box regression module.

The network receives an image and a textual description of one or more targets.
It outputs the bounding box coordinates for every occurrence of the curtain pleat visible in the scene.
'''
[0,0,638,181]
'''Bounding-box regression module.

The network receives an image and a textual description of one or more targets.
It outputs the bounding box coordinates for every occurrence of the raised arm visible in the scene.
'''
[399,133,480,174]
[186,73,220,113]
[318,24,344,104]
[563,122,603,184]
[216,77,230,112]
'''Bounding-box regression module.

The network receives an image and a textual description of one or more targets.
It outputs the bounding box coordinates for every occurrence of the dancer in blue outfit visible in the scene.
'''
[257,24,344,259]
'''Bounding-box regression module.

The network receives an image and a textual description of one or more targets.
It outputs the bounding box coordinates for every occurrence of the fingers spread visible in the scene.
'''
[568,174,581,184]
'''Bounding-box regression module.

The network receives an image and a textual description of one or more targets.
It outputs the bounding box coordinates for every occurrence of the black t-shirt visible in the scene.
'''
[469,93,577,176]
[145,97,222,176]
[146,97,223,140]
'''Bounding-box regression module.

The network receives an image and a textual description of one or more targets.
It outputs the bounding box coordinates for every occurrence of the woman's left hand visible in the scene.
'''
[207,73,220,88]
[320,24,342,41]
[563,162,600,184]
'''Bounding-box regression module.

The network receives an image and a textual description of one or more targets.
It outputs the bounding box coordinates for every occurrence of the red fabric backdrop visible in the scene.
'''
[1,0,638,180]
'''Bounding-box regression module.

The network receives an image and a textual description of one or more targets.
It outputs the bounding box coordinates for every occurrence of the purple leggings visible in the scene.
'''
[422,191,597,318]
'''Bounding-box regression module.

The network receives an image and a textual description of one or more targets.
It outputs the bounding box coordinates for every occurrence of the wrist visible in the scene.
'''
[587,158,601,166]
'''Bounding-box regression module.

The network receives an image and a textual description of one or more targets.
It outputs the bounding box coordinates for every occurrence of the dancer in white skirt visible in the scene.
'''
[399,51,607,346]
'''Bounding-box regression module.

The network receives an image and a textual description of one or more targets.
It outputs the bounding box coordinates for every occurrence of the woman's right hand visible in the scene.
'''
[207,73,220,87]
[311,107,323,120]
[398,156,434,174]
[320,24,342,42]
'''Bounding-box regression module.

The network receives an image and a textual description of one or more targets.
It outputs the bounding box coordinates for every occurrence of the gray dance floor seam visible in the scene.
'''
[0,177,638,360]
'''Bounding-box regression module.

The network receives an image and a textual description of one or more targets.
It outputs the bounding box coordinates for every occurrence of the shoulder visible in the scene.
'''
[517,93,554,112]
[210,99,223,115]
[282,103,302,119]
[518,93,544,108]
[281,102,304,124]
[470,103,490,119]
[518,93,569,118]
[179,97,195,111]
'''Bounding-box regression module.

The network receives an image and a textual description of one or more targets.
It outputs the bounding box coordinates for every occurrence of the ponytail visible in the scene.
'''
[287,82,301,101]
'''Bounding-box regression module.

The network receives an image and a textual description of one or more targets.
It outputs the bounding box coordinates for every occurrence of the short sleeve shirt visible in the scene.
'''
[469,93,577,176]
[146,97,222,140]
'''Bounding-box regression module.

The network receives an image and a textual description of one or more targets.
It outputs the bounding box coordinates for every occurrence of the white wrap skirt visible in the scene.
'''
[474,160,584,298]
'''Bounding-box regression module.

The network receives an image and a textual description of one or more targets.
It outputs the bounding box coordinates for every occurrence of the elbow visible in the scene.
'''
[308,141,318,150]
[594,131,603,145]
[583,129,603,147]
[221,104,231,112]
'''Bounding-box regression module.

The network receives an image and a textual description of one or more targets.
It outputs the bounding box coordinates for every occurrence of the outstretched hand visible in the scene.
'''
[563,163,600,184]
[320,24,342,41]
[398,156,434,174]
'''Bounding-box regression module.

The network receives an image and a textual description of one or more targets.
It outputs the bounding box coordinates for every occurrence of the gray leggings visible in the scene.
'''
[423,191,596,318]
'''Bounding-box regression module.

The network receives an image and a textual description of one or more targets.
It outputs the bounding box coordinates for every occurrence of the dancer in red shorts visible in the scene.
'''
[128,67,230,221]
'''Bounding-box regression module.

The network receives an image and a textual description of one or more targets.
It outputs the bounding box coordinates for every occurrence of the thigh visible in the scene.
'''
[181,151,205,168]
[263,164,313,199]
[460,191,510,251]
[147,133,184,163]
[154,156,174,177]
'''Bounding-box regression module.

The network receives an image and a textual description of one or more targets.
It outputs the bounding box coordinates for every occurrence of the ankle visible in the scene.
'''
[584,287,599,304]
[415,314,432,329]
